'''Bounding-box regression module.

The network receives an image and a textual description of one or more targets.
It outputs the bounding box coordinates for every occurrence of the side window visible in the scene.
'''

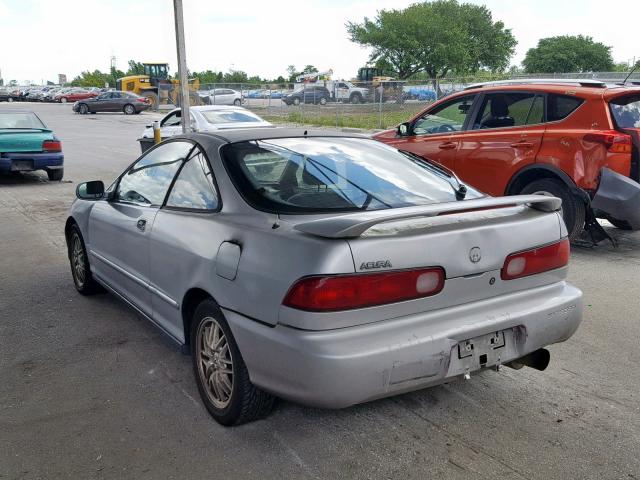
[111,92,122,99]
[162,111,182,127]
[116,141,193,206]
[473,92,542,130]
[166,148,219,210]
[413,95,476,135]
[547,94,584,122]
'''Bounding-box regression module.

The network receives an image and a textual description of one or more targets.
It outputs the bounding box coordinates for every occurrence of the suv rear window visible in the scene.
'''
[610,94,640,128]
[547,94,583,122]
[222,137,482,214]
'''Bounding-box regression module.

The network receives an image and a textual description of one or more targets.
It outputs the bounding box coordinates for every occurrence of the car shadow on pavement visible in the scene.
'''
[0,171,69,186]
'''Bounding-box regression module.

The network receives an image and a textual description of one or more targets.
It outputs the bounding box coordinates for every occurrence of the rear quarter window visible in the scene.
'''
[609,94,640,128]
[547,94,584,122]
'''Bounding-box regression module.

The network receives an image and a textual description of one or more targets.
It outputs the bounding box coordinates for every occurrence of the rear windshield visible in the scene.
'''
[200,109,263,125]
[610,94,640,128]
[222,137,483,214]
[0,112,46,129]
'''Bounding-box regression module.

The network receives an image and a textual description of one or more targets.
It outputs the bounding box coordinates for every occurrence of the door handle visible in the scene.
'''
[136,219,147,231]
[510,141,534,148]
[438,142,457,150]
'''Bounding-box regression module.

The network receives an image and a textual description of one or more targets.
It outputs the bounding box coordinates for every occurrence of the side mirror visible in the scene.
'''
[76,180,104,200]
[397,122,412,136]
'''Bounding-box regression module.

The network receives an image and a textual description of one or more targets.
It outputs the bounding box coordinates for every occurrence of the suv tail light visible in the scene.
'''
[584,131,632,154]
[42,140,61,152]
[501,239,570,280]
[283,267,445,312]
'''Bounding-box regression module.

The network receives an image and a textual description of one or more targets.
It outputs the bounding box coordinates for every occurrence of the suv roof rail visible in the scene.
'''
[464,79,608,90]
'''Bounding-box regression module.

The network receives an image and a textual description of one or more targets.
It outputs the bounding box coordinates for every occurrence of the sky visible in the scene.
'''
[0,0,638,84]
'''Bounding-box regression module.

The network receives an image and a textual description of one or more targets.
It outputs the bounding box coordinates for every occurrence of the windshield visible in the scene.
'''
[222,137,483,214]
[0,112,46,129]
[610,94,640,128]
[200,109,264,125]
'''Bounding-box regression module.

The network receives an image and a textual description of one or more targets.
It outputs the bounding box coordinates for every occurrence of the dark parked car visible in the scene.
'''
[282,86,331,105]
[73,91,151,115]
[0,89,11,102]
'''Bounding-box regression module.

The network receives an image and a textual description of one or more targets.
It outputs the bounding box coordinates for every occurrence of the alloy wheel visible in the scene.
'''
[71,234,86,287]
[196,317,234,409]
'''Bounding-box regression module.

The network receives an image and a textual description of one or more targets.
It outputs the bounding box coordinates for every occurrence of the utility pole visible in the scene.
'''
[173,0,190,134]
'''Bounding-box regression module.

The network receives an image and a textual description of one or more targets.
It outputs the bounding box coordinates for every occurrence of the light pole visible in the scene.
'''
[173,0,190,134]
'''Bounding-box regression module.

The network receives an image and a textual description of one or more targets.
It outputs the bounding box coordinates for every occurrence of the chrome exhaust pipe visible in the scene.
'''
[506,348,550,371]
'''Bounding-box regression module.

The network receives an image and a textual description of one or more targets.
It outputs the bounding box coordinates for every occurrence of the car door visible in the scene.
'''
[88,141,193,317]
[148,145,222,341]
[94,92,113,112]
[160,110,183,138]
[109,91,125,112]
[392,94,478,171]
[454,91,545,196]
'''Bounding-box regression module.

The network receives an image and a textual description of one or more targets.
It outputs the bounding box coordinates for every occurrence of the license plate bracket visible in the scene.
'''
[12,160,34,171]
[453,329,511,372]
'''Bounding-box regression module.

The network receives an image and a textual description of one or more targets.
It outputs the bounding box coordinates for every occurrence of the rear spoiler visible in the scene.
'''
[293,195,561,239]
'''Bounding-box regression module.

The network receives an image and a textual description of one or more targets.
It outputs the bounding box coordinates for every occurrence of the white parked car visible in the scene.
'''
[140,105,273,145]
[198,88,243,106]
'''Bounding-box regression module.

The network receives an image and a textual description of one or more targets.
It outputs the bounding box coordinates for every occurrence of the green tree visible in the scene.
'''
[126,60,146,75]
[71,70,113,87]
[223,69,249,84]
[347,0,516,84]
[522,35,614,73]
[302,65,318,74]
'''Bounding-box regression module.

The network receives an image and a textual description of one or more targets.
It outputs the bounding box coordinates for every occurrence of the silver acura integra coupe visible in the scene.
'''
[65,129,583,426]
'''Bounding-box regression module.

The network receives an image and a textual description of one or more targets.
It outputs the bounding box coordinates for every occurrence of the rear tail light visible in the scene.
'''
[283,267,445,312]
[136,98,147,103]
[42,140,61,152]
[584,131,632,154]
[501,239,570,280]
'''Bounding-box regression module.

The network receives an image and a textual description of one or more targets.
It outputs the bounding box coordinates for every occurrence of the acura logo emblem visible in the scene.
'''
[469,247,481,263]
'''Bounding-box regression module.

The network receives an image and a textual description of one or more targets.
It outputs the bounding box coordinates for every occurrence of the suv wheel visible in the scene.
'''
[191,299,275,426]
[293,97,301,106]
[350,93,363,104]
[520,178,585,242]
[319,97,327,105]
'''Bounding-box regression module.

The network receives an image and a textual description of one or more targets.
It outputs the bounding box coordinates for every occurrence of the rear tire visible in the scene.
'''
[60,97,68,103]
[191,299,275,426]
[67,225,103,295]
[520,178,585,242]
[47,168,64,181]
[123,104,135,115]
[141,91,159,110]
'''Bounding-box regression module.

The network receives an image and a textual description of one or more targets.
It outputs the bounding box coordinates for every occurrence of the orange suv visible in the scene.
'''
[374,79,640,241]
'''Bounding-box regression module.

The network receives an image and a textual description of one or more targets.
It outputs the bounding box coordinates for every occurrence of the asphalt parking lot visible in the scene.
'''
[1,103,639,480]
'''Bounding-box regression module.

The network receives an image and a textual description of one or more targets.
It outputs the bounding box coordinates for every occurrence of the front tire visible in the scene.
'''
[191,300,275,426]
[520,178,585,242]
[78,103,89,114]
[293,97,301,106]
[319,97,327,105]
[607,218,633,230]
[67,225,102,295]
[233,98,242,106]
[60,97,68,103]
[350,93,362,104]
[123,104,135,115]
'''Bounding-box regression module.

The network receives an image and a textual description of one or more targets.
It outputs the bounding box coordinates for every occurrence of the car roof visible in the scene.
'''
[175,128,365,148]
[459,80,640,100]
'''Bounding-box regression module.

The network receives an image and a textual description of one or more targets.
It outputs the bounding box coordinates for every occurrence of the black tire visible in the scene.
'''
[520,178,585,242]
[319,97,327,105]
[123,104,135,115]
[233,98,241,106]
[47,168,64,181]
[350,93,362,104]
[293,97,301,106]
[141,91,159,109]
[67,225,102,295]
[607,218,633,230]
[78,103,89,115]
[191,299,275,426]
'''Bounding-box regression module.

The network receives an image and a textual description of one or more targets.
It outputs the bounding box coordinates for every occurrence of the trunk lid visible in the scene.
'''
[0,129,53,153]
[279,199,566,331]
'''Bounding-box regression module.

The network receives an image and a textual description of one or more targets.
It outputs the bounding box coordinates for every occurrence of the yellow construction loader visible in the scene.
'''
[116,63,200,109]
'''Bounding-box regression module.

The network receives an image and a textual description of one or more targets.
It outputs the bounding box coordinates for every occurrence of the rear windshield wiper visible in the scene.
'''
[399,149,468,200]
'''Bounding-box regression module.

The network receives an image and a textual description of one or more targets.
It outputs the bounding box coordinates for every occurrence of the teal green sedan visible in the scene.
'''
[0,109,64,181]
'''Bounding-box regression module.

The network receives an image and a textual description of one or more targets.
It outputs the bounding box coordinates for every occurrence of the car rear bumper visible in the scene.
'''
[0,152,64,172]
[224,281,583,409]
[592,167,640,229]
